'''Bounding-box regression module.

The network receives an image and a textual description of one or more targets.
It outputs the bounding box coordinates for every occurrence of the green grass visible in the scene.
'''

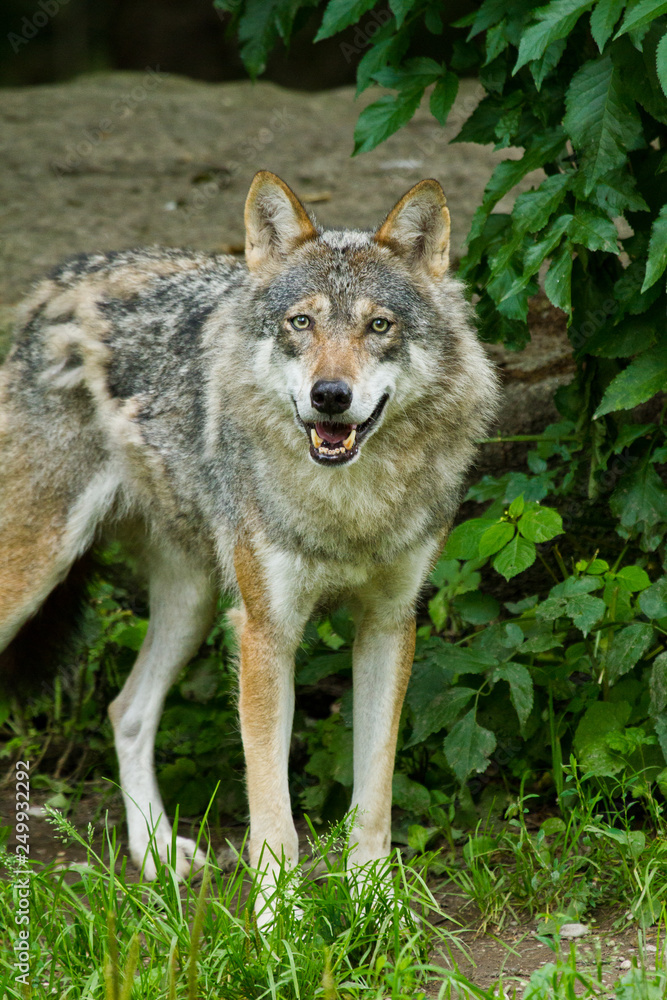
[0,813,462,999]
[2,802,667,999]
[403,755,667,938]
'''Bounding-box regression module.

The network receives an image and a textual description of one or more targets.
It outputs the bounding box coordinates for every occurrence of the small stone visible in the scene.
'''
[560,922,590,939]
[619,959,632,970]
[645,944,657,953]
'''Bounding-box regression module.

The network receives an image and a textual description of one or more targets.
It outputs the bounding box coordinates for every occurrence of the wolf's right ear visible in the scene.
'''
[244,171,318,275]
[375,179,450,279]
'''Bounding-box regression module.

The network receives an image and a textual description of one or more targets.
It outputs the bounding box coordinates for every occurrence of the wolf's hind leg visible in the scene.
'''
[108,547,216,880]
[0,467,119,656]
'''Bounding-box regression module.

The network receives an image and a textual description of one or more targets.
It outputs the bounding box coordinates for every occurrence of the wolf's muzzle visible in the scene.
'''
[310,379,352,415]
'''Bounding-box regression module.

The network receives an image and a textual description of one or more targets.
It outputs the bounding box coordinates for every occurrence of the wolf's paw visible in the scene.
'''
[254,881,304,933]
[133,833,207,881]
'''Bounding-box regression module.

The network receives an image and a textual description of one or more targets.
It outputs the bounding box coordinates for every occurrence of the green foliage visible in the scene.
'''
[0,815,458,998]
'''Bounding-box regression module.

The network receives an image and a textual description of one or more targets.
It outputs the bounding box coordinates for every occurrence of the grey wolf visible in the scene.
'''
[0,172,497,903]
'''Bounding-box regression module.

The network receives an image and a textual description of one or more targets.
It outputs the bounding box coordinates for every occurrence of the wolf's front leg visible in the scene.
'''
[238,618,298,872]
[348,614,416,867]
[234,541,312,922]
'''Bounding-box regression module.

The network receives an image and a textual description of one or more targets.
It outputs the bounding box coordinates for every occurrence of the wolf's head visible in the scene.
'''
[243,171,487,469]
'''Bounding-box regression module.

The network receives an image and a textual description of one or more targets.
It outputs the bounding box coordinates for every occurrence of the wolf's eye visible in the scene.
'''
[290,315,312,330]
[370,317,391,334]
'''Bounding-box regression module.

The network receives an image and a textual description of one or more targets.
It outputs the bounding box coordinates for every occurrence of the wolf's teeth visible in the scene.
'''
[343,429,356,450]
[311,428,323,449]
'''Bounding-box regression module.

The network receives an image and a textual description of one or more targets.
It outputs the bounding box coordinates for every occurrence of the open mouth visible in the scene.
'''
[304,394,389,465]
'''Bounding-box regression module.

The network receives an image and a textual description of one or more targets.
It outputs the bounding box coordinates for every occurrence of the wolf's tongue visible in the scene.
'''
[315,421,355,445]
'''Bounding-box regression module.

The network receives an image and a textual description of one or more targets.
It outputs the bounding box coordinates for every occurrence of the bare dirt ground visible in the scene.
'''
[1,784,660,994]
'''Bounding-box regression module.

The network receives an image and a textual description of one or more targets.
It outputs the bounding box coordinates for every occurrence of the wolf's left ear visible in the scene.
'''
[374,179,450,279]
[244,171,318,275]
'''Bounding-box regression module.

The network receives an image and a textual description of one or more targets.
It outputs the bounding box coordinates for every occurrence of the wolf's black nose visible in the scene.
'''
[311,380,352,414]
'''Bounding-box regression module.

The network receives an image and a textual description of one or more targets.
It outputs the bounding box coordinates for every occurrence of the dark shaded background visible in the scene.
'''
[1,0,472,89]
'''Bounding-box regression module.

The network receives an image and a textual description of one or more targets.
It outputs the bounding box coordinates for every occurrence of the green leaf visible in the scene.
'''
[551,575,603,597]
[508,493,525,517]
[388,0,416,29]
[656,714,667,761]
[407,823,437,853]
[657,31,667,96]
[581,169,650,214]
[512,173,571,235]
[514,0,595,73]
[610,463,667,544]
[392,772,430,815]
[639,575,667,618]
[531,36,568,88]
[612,424,656,453]
[615,0,667,39]
[429,72,459,125]
[574,699,632,753]
[113,620,149,651]
[541,816,567,835]
[565,594,606,635]
[452,590,501,625]
[405,668,476,747]
[563,55,643,192]
[444,709,496,785]
[493,662,534,729]
[315,0,378,42]
[576,558,610,574]
[518,506,564,542]
[453,93,505,145]
[479,521,516,557]
[493,535,537,580]
[425,7,443,34]
[642,204,667,291]
[606,623,654,684]
[590,0,626,50]
[235,0,283,78]
[356,36,405,95]
[535,596,568,621]
[485,21,510,65]
[296,651,351,686]
[615,565,651,591]
[585,314,657,360]
[353,91,424,155]
[479,129,567,220]
[567,210,619,252]
[521,214,574,281]
[544,240,573,313]
[594,342,667,418]
[429,642,499,674]
[649,651,667,715]
[444,519,496,559]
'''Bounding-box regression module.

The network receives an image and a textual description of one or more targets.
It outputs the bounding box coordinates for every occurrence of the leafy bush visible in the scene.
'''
[211,0,667,836]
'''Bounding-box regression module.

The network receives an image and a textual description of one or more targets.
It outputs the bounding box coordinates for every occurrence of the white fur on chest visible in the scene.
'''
[256,534,438,642]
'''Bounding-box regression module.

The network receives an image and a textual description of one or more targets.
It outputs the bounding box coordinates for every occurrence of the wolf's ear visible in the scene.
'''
[244,171,318,275]
[374,179,450,279]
